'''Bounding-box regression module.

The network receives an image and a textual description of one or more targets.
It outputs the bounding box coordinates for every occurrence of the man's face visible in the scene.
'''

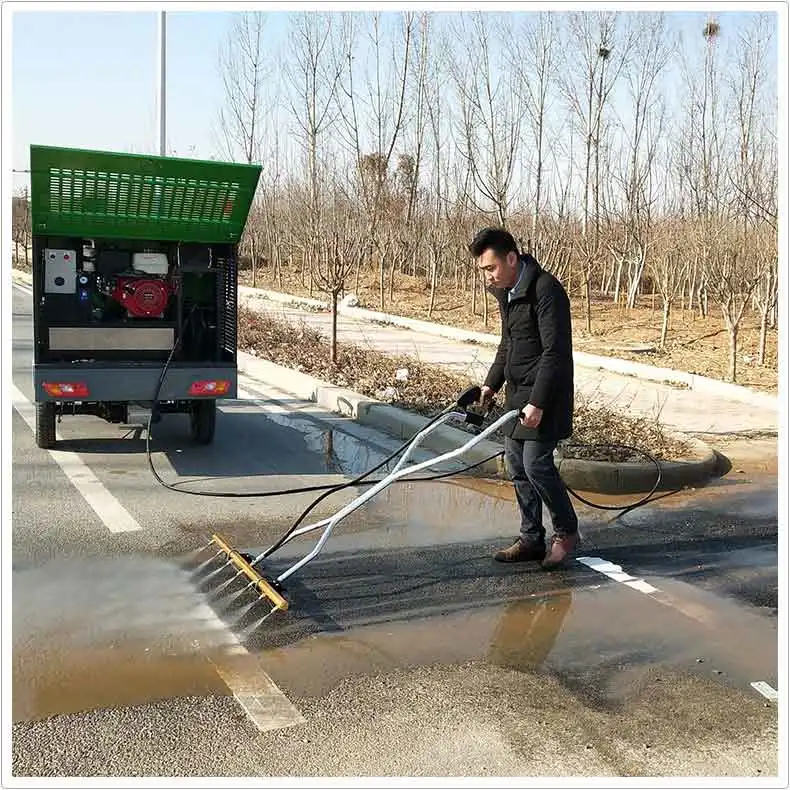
[477,248,519,289]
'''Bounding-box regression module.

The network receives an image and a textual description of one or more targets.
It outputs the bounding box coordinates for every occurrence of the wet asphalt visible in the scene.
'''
[9,284,781,779]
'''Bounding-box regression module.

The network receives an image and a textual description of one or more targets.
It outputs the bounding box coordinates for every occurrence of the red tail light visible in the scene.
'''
[42,381,89,397]
[189,379,230,396]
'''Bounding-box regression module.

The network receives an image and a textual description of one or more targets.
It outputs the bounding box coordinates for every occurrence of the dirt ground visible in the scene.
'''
[240,267,778,393]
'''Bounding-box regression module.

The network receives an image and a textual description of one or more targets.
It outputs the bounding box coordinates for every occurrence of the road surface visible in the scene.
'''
[9,283,780,779]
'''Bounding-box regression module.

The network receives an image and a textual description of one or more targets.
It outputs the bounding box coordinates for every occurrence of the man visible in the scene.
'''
[470,227,579,569]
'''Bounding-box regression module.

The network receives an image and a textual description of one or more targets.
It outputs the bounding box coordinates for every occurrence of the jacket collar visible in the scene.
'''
[507,253,541,302]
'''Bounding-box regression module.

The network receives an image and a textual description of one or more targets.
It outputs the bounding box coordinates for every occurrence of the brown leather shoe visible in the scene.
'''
[541,532,580,569]
[494,539,546,563]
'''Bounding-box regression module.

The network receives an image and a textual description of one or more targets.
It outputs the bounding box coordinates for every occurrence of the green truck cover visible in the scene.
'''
[29,144,262,244]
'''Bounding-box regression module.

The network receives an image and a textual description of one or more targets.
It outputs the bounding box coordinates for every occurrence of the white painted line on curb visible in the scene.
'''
[11,383,143,533]
[577,556,658,594]
[750,681,778,701]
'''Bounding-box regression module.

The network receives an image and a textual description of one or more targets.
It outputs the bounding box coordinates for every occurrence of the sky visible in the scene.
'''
[8,5,783,197]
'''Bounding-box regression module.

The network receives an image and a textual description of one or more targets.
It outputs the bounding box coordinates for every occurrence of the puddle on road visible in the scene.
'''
[12,554,241,724]
[226,400,392,478]
[12,437,777,724]
[12,547,777,723]
[253,575,777,707]
[253,590,575,698]
[13,644,227,723]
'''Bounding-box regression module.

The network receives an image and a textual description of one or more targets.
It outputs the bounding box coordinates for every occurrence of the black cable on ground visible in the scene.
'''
[144,323,678,559]
[558,442,663,513]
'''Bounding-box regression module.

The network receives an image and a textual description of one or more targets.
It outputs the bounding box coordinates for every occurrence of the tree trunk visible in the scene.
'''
[613,256,624,304]
[660,297,671,349]
[379,252,385,311]
[428,248,438,318]
[389,253,397,303]
[626,248,645,309]
[330,290,339,365]
[251,238,258,288]
[585,274,592,334]
[725,316,738,383]
[686,262,697,314]
[758,306,769,366]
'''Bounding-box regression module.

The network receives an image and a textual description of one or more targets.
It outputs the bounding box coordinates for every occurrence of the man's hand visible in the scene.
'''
[479,385,496,409]
[519,404,544,429]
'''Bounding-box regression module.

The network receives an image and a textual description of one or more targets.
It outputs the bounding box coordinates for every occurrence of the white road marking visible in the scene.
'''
[11,383,143,533]
[12,371,304,728]
[750,681,778,701]
[194,597,306,732]
[576,556,659,594]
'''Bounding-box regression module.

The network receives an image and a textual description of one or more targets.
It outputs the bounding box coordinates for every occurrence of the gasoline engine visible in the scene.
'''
[76,246,178,323]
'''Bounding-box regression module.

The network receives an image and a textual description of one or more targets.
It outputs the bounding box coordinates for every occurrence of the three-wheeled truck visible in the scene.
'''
[28,144,262,449]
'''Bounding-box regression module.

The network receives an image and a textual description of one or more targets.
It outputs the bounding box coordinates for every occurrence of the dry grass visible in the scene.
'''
[238,306,470,416]
[240,267,778,393]
[238,306,693,463]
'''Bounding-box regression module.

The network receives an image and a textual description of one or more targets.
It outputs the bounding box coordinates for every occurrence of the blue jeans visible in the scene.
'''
[504,437,578,545]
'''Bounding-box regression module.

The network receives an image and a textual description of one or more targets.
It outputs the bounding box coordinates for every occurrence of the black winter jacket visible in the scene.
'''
[484,254,574,442]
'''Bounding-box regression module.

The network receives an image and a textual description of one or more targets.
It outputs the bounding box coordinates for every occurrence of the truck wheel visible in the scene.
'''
[190,400,216,445]
[36,402,56,449]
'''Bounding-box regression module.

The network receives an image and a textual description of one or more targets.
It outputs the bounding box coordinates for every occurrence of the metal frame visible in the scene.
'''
[248,407,519,585]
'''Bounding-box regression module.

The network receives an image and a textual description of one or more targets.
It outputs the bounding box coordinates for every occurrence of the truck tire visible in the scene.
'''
[190,400,216,445]
[36,401,56,449]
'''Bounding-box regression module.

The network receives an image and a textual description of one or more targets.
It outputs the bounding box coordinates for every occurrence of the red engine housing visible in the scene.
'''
[111,276,174,318]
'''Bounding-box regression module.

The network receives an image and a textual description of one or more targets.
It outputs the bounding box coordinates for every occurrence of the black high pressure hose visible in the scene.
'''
[145,317,674,552]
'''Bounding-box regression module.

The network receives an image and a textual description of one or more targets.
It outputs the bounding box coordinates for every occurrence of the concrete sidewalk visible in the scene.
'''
[239,293,779,438]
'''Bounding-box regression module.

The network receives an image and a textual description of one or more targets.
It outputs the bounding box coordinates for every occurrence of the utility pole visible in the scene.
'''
[157,11,167,155]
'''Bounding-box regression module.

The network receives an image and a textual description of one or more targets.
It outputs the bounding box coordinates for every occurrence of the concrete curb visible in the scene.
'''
[555,435,719,495]
[237,351,721,494]
[238,282,777,411]
[236,350,506,476]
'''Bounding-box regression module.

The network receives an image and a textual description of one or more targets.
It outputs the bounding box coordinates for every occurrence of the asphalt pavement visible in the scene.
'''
[8,282,782,780]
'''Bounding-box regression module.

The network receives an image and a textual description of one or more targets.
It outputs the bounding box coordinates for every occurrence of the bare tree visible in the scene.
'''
[647,221,691,349]
[12,188,31,267]
[313,201,364,364]
[517,12,559,254]
[560,11,635,331]
[285,12,344,235]
[451,12,525,227]
[753,233,778,366]
[217,12,270,164]
[603,14,672,308]
[334,11,414,309]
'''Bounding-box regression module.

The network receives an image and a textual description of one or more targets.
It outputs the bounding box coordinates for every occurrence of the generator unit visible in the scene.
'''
[29,144,262,449]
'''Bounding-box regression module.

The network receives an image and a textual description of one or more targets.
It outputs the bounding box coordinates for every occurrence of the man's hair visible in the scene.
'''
[469,227,519,259]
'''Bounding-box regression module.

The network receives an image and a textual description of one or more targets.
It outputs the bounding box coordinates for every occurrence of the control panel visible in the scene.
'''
[44,249,77,294]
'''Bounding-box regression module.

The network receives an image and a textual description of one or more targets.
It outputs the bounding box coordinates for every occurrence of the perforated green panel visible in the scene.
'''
[29,145,261,243]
